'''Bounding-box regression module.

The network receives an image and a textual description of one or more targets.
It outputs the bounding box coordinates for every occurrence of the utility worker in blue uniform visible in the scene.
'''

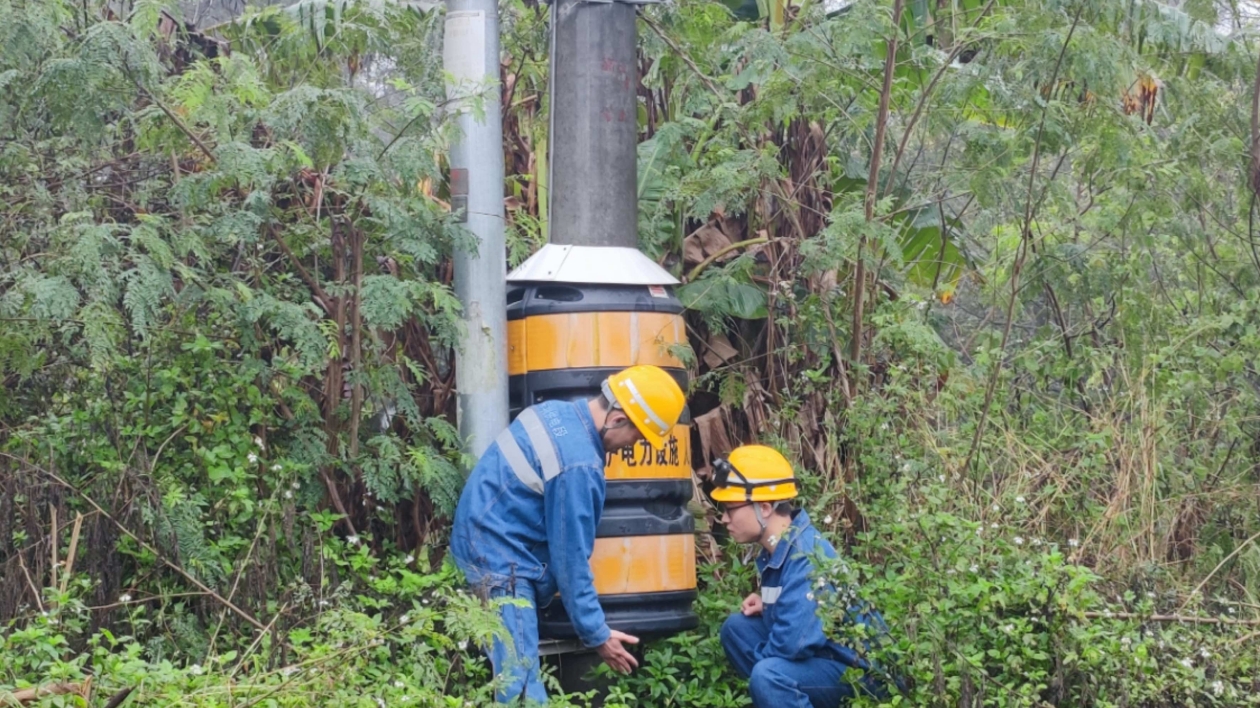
[711,445,891,708]
[450,365,687,705]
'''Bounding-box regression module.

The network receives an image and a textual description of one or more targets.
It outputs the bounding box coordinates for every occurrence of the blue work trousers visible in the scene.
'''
[485,581,548,705]
[721,612,869,708]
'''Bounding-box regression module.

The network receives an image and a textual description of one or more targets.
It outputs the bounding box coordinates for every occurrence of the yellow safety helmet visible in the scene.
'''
[601,365,686,448]
[708,445,798,503]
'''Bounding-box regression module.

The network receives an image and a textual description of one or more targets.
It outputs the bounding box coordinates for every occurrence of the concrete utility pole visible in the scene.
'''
[548,0,640,248]
[445,0,508,458]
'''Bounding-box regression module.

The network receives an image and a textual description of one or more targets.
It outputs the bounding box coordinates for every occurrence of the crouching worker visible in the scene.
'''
[712,445,891,708]
[450,365,687,704]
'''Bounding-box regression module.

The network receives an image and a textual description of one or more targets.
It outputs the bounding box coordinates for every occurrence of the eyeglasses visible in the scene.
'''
[720,502,752,516]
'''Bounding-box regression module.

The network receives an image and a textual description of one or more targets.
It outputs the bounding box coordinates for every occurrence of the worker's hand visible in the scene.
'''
[741,593,764,616]
[595,629,640,674]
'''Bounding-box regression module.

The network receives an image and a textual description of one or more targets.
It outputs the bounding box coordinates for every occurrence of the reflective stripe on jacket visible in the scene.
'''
[451,400,612,648]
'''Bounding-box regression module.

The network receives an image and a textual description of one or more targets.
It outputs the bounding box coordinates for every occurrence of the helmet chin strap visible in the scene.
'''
[598,391,630,444]
[752,503,779,548]
[599,416,628,444]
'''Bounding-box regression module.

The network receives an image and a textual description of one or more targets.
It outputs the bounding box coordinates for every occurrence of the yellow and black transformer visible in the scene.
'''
[505,244,698,640]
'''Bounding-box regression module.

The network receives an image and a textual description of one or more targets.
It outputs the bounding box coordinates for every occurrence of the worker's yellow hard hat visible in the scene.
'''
[601,365,686,448]
[708,445,798,503]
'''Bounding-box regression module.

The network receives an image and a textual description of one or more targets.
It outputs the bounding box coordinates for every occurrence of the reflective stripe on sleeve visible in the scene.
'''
[496,428,543,494]
[761,586,782,604]
[517,408,562,481]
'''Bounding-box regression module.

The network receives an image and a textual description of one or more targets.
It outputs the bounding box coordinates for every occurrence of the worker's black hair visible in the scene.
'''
[593,391,615,411]
[770,500,796,517]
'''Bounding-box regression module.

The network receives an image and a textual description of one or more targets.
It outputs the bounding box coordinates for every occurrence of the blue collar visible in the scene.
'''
[758,509,813,571]
[574,400,604,456]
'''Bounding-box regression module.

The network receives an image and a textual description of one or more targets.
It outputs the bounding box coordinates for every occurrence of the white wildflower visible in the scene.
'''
[458,640,469,651]
[1068,538,1079,548]
[990,522,999,529]
[1014,536,1024,546]
[319,599,330,607]
[271,464,283,472]
[404,554,415,564]
[938,475,946,483]
[291,481,301,490]
[1227,606,1236,614]
[1120,636,1131,649]
[400,614,409,623]
[880,423,889,431]
[1003,624,1014,634]
[347,535,360,545]
[900,463,911,473]
[1103,610,1113,618]
[1199,648,1210,659]
[1146,592,1156,599]
[824,515,833,524]
[1212,681,1224,696]
[254,436,264,449]
[1179,657,1193,669]
[119,594,132,604]
[248,452,259,464]
[377,697,387,708]
[394,680,405,688]
[423,598,431,605]
[992,504,1000,512]
[1015,496,1025,504]
[189,664,204,676]
[970,564,979,573]
[806,591,815,602]
[284,490,293,499]
[1032,538,1043,547]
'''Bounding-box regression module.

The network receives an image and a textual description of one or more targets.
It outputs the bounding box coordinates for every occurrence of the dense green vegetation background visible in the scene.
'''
[4,0,1260,705]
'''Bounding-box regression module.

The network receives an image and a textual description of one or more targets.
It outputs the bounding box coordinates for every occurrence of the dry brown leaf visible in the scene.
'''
[694,406,735,466]
[717,213,746,243]
[742,378,770,435]
[682,221,734,266]
[702,333,740,369]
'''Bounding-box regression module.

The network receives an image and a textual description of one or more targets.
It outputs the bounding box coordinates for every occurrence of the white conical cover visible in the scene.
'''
[507,244,679,285]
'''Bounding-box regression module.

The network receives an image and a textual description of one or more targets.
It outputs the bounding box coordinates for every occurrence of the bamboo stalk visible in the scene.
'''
[59,513,83,595]
[852,0,904,367]
[49,505,58,595]
[3,679,90,704]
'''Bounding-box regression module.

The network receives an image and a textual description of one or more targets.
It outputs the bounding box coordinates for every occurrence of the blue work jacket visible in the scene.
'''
[450,400,611,648]
[755,510,889,668]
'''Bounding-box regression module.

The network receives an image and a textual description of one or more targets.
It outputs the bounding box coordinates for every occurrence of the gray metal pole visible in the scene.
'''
[445,0,508,458]
[548,0,639,248]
